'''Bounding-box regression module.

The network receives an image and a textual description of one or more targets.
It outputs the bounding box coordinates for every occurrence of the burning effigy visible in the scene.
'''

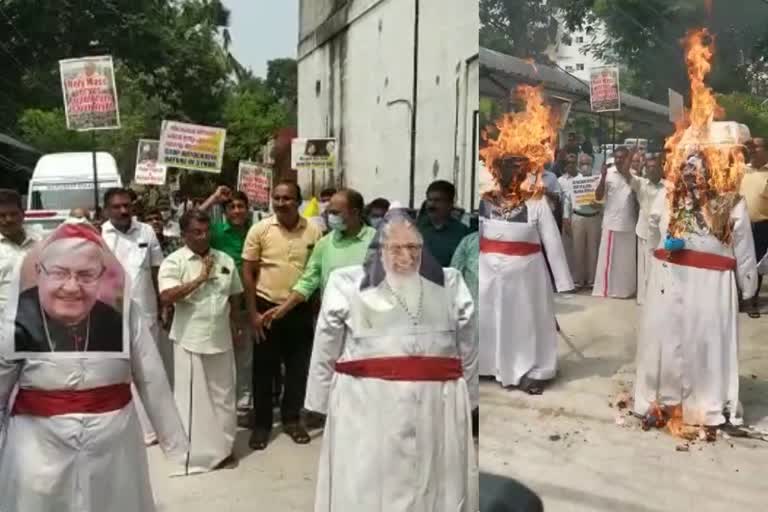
[477,84,574,395]
[479,85,557,219]
[631,28,759,443]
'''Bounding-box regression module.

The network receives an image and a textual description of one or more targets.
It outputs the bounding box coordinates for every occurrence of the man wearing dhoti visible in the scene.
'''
[0,221,188,512]
[304,206,478,512]
[478,85,574,395]
[593,146,639,299]
[630,155,665,305]
[159,210,244,475]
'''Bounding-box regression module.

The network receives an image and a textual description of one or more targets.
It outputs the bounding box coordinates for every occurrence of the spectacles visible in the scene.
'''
[39,264,105,285]
[384,243,422,254]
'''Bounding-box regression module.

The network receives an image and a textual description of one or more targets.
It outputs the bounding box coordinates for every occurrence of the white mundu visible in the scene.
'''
[633,194,757,426]
[593,168,638,298]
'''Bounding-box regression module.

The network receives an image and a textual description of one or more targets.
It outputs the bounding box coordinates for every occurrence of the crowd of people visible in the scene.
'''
[0,176,481,511]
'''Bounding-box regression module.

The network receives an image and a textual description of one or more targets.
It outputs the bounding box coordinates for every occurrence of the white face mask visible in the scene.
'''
[327,213,347,232]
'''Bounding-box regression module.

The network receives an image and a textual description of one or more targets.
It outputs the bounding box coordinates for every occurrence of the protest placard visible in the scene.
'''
[590,66,621,113]
[572,175,601,206]
[291,138,337,171]
[669,89,685,123]
[158,121,226,173]
[59,56,121,131]
[133,139,167,186]
[237,161,272,212]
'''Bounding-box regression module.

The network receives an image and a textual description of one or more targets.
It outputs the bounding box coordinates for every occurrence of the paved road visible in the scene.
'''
[149,428,320,511]
[480,289,768,512]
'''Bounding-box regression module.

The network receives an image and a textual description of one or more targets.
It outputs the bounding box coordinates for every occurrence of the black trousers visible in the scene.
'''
[252,297,314,431]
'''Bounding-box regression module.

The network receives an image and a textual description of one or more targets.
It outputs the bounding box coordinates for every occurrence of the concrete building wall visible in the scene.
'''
[550,21,609,82]
[297,0,479,210]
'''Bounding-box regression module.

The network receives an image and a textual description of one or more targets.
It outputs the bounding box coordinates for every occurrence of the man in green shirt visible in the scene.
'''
[262,188,375,326]
[200,186,254,413]
[418,180,469,267]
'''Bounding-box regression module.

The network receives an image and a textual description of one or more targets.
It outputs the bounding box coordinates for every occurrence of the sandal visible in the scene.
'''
[518,376,545,396]
[248,428,271,451]
[284,423,311,445]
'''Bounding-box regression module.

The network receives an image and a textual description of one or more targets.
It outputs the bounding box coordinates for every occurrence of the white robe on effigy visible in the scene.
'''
[0,305,188,512]
[633,195,758,426]
[305,267,478,512]
[479,199,574,386]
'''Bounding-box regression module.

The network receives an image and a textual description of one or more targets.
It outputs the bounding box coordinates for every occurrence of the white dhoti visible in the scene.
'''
[479,200,574,387]
[570,213,602,287]
[633,197,757,427]
[172,344,236,476]
[636,236,651,305]
[134,317,161,443]
[592,229,637,299]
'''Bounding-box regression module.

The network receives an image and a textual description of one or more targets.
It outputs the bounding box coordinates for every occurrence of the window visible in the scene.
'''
[576,63,585,71]
[565,65,574,72]
[576,36,584,43]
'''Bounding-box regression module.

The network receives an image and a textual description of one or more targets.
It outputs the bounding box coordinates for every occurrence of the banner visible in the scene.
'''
[572,175,601,206]
[589,66,621,113]
[291,138,337,171]
[1,222,130,359]
[237,161,272,212]
[158,121,226,173]
[668,88,685,123]
[134,139,167,186]
[59,56,121,131]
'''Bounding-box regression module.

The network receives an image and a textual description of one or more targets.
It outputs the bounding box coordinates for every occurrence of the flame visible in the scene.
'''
[664,28,744,244]
[480,85,557,203]
[644,402,702,440]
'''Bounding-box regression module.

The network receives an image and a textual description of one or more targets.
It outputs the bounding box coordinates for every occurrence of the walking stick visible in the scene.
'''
[555,317,586,360]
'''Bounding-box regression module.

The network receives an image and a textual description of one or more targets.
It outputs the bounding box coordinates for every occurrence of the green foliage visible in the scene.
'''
[717,93,768,139]
[480,0,559,61]
[1,0,294,188]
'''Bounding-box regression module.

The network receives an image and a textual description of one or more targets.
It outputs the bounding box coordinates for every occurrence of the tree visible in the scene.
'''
[480,0,560,61]
[556,0,768,101]
[266,58,298,126]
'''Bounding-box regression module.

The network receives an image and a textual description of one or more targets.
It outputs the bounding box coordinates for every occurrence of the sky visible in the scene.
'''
[222,0,299,78]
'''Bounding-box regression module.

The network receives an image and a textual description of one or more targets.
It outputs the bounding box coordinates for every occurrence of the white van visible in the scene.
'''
[25,152,122,233]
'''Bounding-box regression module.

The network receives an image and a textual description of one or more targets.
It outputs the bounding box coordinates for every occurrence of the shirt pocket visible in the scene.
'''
[129,244,150,271]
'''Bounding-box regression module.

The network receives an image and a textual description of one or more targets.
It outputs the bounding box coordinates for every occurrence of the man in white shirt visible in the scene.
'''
[593,146,639,298]
[0,189,42,316]
[159,209,244,474]
[100,187,165,444]
[559,154,603,288]
[629,155,665,305]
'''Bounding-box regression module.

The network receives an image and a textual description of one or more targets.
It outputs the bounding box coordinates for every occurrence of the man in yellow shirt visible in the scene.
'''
[242,181,323,450]
[741,137,768,316]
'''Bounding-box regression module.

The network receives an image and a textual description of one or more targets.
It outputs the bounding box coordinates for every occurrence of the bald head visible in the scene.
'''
[750,138,768,168]
[69,208,90,220]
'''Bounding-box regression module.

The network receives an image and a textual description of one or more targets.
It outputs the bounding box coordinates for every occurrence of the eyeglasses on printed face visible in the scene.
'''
[39,264,105,285]
[384,243,423,254]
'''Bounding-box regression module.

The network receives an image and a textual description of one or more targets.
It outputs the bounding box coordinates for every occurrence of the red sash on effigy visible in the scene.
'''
[335,356,462,381]
[480,238,541,256]
[11,383,132,417]
[653,249,736,272]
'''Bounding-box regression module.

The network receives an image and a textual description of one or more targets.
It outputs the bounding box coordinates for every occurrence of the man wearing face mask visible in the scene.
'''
[559,153,603,289]
[365,197,391,228]
[629,155,665,305]
[261,188,376,327]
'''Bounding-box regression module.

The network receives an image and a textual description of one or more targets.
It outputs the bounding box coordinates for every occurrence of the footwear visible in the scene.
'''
[283,423,311,444]
[518,376,545,395]
[248,428,271,451]
[304,411,326,430]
